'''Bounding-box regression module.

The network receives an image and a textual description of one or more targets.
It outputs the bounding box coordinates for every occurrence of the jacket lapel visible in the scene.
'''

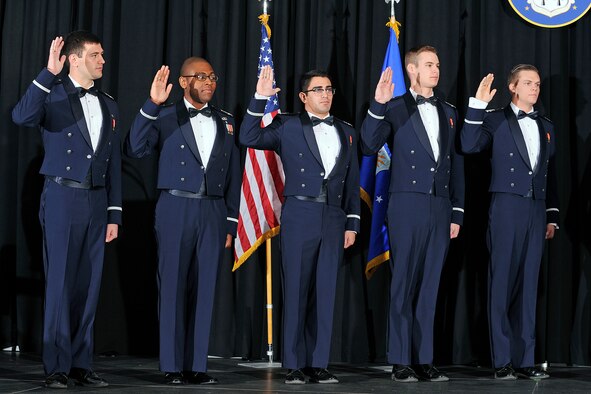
[533,117,548,175]
[208,109,227,167]
[403,92,436,162]
[300,113,324,169]
[329,120,350,178]
[64,78,93,149]
[505,106,533,171]
[435,101,450,168]
[176,102,204,166]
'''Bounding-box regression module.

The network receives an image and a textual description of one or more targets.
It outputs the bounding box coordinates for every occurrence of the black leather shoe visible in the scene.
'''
[494,363,517,380]
[414,364,449,382]
[45,372,74,389]
[164,372,184,385]
[302,367,339,384]
[69,368,108,388]
[515,367,549,380]
[392,364,418,383]
[285,369,306,384]
[186,372,218,385]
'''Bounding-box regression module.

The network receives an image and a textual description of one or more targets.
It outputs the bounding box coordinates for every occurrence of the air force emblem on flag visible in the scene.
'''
[509,0,591,28]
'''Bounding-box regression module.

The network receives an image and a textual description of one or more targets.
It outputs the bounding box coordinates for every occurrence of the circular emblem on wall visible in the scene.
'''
[509,0,591,27]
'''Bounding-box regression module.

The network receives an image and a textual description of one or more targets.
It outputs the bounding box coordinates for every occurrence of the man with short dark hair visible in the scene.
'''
[461,65,558,380]
[361,45,465,383]
[12,31,121,389]
[126,57,241,385]
[240,66,360,385]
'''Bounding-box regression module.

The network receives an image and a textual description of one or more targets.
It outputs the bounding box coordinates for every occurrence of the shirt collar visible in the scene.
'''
[68,75,95,90]
[409,88,434,100]
[510,102,535,117]
[307,112,331,120]
[184,98,209,112]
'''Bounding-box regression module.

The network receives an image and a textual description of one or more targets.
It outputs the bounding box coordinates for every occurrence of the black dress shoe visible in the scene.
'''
[413,364,449,382]
[302,367,339,384]
[186,372,218,385]
[515,367,549,380]
[68,368,108,388]
[392,364,418,383]
[494,363,517,380]
[45,372,74,389]
[164,372,184,385]
[285,369,306,384]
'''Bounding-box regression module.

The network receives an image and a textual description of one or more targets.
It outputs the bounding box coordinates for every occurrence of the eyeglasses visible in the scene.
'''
[302,87,336,96]
[181,73,219,82]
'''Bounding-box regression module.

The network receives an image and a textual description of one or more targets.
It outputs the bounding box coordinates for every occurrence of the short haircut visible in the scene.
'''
[300,70,331,92]
[507,64,539,86]
[404,45,438,68]
[61,30,101,64]
[180,56,209,76]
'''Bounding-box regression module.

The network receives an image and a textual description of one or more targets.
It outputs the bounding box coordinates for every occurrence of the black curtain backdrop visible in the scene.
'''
[1,0,590,366]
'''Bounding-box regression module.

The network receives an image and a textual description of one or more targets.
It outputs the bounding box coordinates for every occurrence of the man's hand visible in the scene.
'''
[475,73,497,103]
[450,223,460,239]
[47,36,66,76]
[344,231,356,249]
[225,234,233,248]
[545,224,556,240]
[257,65,281,97]
[150,65,173,105]
[374,67,395,104]
[105,224,118,243]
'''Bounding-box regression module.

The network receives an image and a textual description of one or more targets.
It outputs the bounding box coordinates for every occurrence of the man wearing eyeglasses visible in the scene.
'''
[361,46,464,383]
[461,65,558,380]
[240,66,360,385]
[126,57,240,385]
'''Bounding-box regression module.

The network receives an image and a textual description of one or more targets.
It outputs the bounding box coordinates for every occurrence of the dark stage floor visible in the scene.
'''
[1,352,591,393]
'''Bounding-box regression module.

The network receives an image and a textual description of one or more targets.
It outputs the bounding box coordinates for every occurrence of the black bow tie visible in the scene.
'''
[77,86,98,97]
[416,95,438,106]
[517,110,539,120]
[311,116,334,126]
[188,107,212,118]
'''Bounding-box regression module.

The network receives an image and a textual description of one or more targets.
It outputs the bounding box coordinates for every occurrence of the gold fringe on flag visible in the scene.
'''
[259,13,272,38]
[386,16,401,41]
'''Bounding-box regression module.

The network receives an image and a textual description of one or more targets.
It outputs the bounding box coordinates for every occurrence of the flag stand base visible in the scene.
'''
[238,347,282,369]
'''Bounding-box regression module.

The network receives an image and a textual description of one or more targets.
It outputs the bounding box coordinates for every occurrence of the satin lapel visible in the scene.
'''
[300,113,324,168]
[329,121,350,178]
[176,102,203,165]
[94,94,113,154]
[208,111,227,167]
[435,100,450,168]
[534,117,548,175]
[403,93,435,162]
[505,106,532,171]
[64,79,93,149]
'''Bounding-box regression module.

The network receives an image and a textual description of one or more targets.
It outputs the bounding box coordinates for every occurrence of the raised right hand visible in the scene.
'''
[475,73,497,103]
[47,36,66,75]
[150,65,173,105]
[375,67,395,104]
[257,65,281,97]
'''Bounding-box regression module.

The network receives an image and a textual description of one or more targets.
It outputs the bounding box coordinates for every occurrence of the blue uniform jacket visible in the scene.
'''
[126,99,241,236]
[461,104,559,224]
[240,98,361,233]
[360,92,465,225]
[12,68,122,225]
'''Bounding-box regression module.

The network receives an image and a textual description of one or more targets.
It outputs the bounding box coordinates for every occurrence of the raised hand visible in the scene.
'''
[150,65,173,105]
[375,67,395,104]
[256,65,281,97]
[47,36,66,75]
[475,73,497,103]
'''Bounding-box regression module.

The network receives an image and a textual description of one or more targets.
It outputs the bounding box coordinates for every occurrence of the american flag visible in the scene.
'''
[233,20,285,271]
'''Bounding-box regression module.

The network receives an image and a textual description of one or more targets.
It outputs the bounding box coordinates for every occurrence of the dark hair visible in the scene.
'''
[61,30,102,67]
[300,70,331,92]
[404,45,437,68]
[507,64,539,86]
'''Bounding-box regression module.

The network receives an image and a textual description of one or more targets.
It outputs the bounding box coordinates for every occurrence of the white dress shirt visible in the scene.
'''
[510,102,540,171]
[308,112,341,178]
[70,76,102,152]
[185,98,216,169]
[410,89,440,161]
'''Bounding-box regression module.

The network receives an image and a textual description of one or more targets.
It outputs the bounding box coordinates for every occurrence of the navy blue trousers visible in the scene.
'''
[386,192,451,365]
[280,197,346,369]
[487,193,546,368]
[39,178,108,375]
[155,191,226,373]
